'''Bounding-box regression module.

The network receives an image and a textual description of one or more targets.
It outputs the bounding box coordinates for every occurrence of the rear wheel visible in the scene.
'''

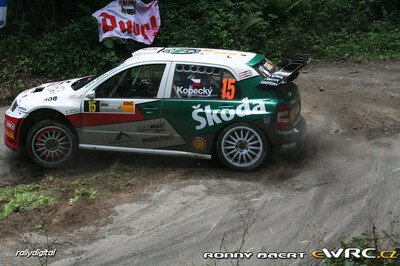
[217,123,267,171]
[26,120,77,168]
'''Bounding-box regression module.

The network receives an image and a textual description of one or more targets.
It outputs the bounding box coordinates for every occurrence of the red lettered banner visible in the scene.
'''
[92,0,160,45]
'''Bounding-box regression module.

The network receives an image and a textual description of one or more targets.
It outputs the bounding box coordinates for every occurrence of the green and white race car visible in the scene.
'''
[4,47,309,171]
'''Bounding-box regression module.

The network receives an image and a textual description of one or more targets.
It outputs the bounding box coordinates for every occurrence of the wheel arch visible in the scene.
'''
[19,108,78,150]
[211,120,273,158]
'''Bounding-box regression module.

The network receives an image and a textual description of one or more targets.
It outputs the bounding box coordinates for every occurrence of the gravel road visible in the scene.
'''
[1,61,399,265]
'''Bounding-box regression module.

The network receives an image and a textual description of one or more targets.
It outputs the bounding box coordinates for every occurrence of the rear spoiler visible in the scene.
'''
[258,54,311,89]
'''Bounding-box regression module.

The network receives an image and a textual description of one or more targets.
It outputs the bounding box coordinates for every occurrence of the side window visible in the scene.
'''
[96,64,165,98]
[171,64,238,99]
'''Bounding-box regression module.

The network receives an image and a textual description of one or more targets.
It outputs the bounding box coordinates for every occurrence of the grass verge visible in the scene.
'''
[0,184,55,220]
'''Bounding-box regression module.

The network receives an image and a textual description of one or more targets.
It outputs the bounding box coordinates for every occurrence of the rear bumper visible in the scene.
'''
[269,115,307,158]
[4,113,23,151]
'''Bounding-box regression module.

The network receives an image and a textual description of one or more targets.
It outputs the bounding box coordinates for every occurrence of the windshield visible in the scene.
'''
[253,59,277,78]
[71,76,96,91]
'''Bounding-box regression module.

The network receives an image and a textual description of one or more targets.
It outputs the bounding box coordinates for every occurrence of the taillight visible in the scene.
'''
[276,104,290,131]
[276,100,301,131]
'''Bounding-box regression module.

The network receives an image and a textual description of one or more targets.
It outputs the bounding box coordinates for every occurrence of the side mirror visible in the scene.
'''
[85,90,95,99]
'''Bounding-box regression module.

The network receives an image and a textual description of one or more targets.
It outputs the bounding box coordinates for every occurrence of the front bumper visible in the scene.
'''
[4,113,24,151]
[269,115,307,158]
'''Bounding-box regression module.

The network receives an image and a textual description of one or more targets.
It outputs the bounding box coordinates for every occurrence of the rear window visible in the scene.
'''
[253,59,276,78]
[171,64,240,100]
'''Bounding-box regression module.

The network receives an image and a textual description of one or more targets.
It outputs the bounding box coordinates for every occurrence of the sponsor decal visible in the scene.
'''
[142,135,174,143]
[100,102,121,111]
[44,96,58,102]
[312,248,397,260]
[162,48,201,54]
[84,100,100,113]
[239,70,252,79]
[65,108,79,115]
[176,87,213,97]
[265,61,274,71]
[221,78,236,100]
[142,47,160,50]
[192,97,266,130]
[5,128,14,139]
[260,73,285,87]
[202,49,239,56]
[138,123,165,133]
[192,137,206,151]
[17,106,27,112]
[281,142,296,150]
[5,120,15,131]
[122,101,135,113]
[110,132,135,144]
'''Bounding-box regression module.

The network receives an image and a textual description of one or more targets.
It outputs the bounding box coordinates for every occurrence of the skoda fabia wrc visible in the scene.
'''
[4,48,309,171]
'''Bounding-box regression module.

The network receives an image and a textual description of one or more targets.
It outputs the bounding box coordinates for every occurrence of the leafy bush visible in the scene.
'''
[69,187,98,204]
[0,184,55,220]
[0,0,398,102]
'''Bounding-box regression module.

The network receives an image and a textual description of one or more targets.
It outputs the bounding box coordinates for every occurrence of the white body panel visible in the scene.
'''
[7,47,262,117]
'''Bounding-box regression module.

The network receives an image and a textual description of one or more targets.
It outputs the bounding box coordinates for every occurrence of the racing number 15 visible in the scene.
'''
[84,100,99,113]
[222,78,236,100]
[88,100,97,112]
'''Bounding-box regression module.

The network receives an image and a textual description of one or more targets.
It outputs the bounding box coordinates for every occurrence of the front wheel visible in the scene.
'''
[26,120,77,168]
[216,123,268,171]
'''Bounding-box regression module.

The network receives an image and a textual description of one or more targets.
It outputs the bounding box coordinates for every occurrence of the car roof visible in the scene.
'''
[126,47,263,67]
[122,47,266,81]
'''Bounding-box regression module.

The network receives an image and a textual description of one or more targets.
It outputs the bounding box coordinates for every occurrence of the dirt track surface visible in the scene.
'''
[1,61,399,265]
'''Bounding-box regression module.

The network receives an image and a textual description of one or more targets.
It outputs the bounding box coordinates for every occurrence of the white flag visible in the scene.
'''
[0,0,7,29]
[92,0,161,45]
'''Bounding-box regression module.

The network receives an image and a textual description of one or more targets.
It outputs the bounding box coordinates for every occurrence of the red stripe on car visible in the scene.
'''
[67,106,145,128]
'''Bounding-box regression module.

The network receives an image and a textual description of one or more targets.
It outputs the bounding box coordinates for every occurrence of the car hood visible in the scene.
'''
[13,76,91,113]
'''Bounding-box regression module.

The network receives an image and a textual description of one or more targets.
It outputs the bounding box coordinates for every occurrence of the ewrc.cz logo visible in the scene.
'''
[312,248,398,260]
[192,97,267,130]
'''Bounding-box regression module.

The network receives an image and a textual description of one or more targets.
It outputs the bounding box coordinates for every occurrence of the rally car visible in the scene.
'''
[4,47,309,171]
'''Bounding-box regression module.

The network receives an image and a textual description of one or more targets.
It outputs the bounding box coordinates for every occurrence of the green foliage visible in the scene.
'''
[0,0,399,102]
[30,17,121,78]
[69,187,98,204]
[0,184,56,220]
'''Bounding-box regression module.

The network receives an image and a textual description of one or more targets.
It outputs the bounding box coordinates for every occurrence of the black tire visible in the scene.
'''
[26,120,77,168]
[216,122,268,171]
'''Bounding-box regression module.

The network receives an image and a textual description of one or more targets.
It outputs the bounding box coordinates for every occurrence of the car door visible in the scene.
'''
[80,62,170,149]
[160,62,240,154]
